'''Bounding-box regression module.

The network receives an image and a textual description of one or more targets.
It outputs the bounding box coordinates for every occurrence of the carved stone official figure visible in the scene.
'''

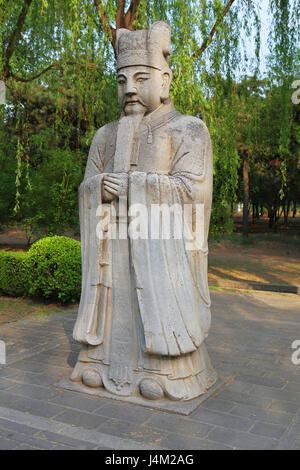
[70,21,217,401]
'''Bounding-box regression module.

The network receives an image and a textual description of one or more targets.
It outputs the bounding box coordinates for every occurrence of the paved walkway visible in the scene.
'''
[0,290,299,450]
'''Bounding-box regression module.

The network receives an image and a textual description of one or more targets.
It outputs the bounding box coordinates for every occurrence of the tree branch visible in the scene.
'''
[192,0,236,60]
[11,64,60,82]
[3,0,33,80]
[10,61,98,83]
[124,0,141,30]
[93,0,116,53]
[116,0,126,29]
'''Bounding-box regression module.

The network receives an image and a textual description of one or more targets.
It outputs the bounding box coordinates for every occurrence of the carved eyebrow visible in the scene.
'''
[133,71,151,77]
[117,71,151,80]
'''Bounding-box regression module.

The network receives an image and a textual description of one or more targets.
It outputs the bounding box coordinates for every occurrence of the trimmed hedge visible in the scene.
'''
[0,251,29,296]
[0,236,81,304]
[26,236,81,304]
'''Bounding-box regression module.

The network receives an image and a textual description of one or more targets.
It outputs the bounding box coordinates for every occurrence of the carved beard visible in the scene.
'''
[123,100,147,116]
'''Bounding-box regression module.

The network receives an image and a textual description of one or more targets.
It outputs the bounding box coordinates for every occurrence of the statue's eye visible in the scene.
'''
[137,77,147,82]
[117,79,125,85]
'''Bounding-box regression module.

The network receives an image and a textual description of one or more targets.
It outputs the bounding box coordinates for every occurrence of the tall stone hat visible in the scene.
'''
[116,21,172,71]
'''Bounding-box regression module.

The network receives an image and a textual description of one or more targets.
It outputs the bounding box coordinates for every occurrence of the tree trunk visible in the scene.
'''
[268,206,274,229]
[284,200,290,225]
[274,206,279,233]
[242,155,249,237]
[292,201,297,218]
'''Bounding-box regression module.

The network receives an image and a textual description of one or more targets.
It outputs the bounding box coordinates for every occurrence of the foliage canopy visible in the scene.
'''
[0,0,299,236]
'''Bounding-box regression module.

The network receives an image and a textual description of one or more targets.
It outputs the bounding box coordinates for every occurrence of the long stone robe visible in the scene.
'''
[71,101,217,400]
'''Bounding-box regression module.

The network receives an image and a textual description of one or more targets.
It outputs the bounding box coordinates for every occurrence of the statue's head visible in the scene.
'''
[116,21,173,116]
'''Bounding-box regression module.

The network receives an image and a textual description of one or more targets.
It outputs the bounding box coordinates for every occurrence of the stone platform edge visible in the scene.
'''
[209,279,300,295]
[55,375,233,416]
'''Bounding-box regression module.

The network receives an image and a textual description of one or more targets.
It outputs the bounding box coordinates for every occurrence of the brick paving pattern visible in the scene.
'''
[0,290,299,449]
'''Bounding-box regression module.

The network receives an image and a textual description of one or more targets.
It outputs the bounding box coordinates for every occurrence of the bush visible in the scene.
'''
[0,251,29,296]
[26,236,81,303]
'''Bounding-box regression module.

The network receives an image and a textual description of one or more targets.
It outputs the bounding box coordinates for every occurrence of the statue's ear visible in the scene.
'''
[116,28,128,53]
[161,70,172,101]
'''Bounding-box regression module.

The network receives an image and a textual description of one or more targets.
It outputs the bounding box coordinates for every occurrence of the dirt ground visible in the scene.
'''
[208,237,300,286]
[0,296,76,326]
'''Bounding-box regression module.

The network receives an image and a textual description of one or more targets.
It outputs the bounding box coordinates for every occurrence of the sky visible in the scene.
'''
[239,0,271,78]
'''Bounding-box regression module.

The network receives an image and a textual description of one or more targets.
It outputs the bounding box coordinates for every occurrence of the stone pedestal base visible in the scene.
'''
[56,375,231,415]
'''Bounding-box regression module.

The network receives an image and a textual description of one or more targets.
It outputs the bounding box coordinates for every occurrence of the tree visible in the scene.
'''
[0,0,298,236]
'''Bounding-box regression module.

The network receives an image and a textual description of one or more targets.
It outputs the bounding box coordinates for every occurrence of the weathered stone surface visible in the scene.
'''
[70,21,217,403]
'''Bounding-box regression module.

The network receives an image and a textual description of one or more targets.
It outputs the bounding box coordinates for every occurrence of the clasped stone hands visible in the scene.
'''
[102,172,129,202]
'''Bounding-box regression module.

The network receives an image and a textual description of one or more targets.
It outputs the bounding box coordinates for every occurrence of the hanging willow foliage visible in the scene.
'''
[0,0,299,235]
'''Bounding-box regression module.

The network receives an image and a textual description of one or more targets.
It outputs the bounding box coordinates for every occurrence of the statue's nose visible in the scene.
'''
[125,81,137,96]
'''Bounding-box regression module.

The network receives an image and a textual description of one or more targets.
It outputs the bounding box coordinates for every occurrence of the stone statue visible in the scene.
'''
[70,21,217,402]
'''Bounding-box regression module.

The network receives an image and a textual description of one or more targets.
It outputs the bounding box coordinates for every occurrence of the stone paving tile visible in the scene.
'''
[159,432,233,450]
[96,418,167,447]
[215,389,272,408]
[0,292,299,450]
[13,444,40,450]
[0,417,41,436]
[268,399,300,414]
[35,430,97,449]
[9,361,72,380]
[250,384,300,403]
[0,390,66,418]
[93,401,155,425]
[201,398,236,413]
[53,408,110,429]
[0,366,24,379]
[191,407,254,432]
[282,382,300,394]
[2,370,60,387]
[10,382,61,401]
[144,412,214,439]
[49,390,107,413]
[249,421,286,439]
[228,403,294,425]
[0,405,156,450]
[0,426,54,449]
[0,378,15,391]
[236,373,287,389]
[223,380,254,394]
[0,438,20,449]
[207,426,278,450]
[5,359,61,374]
[32,352,77,368]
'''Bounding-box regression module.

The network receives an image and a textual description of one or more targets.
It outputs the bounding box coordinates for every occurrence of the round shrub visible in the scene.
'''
[0,251,29,296]
[26,236,81,303]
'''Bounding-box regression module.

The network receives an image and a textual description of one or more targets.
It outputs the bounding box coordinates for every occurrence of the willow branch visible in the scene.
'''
[10,61,98,83]
[124,0,141,30]
[192,0,236,60]
[3,0,33,79]
[94,0,116,51]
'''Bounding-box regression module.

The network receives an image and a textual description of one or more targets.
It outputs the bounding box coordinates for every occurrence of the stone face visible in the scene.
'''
[71,20,217,403]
